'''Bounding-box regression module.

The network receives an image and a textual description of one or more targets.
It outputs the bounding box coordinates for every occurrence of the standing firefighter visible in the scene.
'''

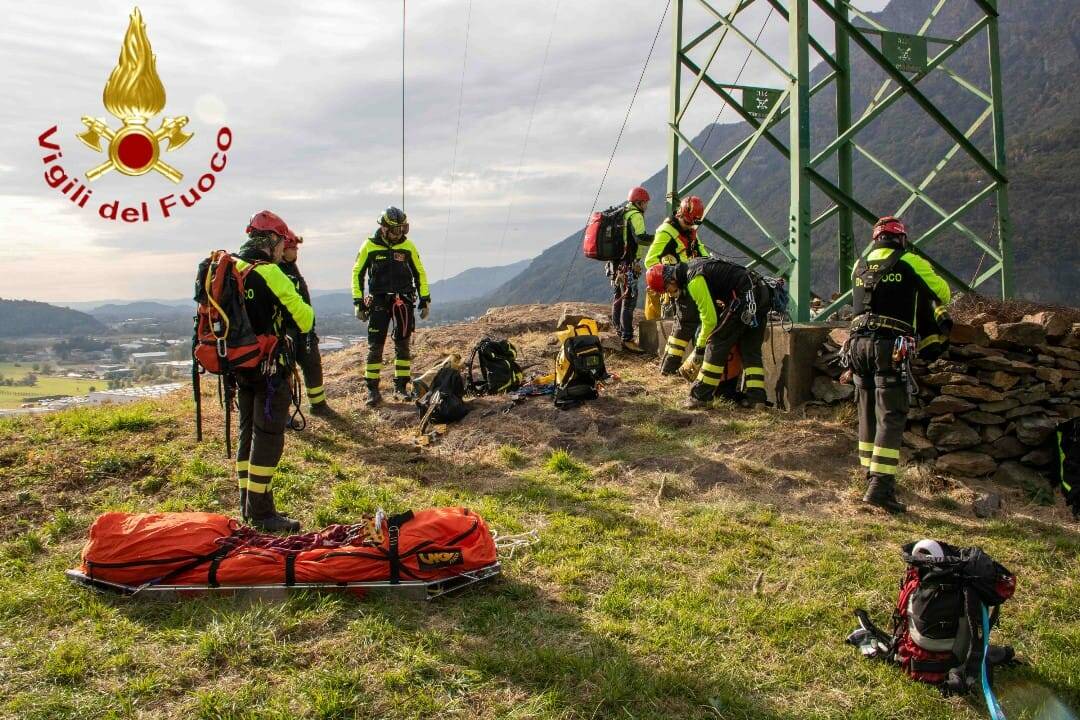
[352,207,431,407]
[279,232,333,417]
[646,258,771,408]
[847,216,951,513]
[643,196,710,370]
[609,186,653,353]
[236,211,314,531]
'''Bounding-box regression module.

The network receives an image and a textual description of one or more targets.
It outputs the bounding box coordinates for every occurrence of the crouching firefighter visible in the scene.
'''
[234,211,314,532]
[352,207,431,407]
[279,231,333,417]
[646,258,773,409]
[643,196,710,366]
[846,216,952,513]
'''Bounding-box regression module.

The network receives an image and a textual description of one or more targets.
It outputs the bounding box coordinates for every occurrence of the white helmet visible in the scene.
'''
[912,539,944,560]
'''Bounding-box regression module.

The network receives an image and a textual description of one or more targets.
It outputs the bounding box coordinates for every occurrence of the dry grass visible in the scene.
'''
[0,304,1077,719]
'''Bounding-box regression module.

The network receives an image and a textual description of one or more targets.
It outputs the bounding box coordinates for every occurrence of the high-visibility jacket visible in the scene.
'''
[623,206,649,262]
[236,251,314,339]
[352,232,430,301]
[278,260,312,305]
[644,217,708,268]
[682,257,755,349]
[852,240,951,353]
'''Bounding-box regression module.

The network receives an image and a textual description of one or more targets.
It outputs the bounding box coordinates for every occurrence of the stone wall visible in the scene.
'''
[816,311,1080,482]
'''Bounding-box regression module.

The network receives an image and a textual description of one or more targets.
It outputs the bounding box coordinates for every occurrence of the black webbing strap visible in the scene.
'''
[910,657,954,674]
[284,554,296,587]
[207,556,223,588]
[385,511,415,585]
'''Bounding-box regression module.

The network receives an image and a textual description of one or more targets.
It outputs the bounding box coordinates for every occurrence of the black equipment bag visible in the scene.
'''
[416,365,469,424]
[466,338,523,395]
[554,330,608,409]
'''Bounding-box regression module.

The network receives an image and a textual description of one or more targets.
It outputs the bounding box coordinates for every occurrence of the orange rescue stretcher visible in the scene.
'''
[65,507,501,601]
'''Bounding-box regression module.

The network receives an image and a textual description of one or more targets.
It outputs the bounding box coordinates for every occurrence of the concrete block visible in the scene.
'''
[762,322,845,410]
[638,319,675,357]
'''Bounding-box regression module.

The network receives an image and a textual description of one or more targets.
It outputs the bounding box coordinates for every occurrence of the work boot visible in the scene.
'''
[621,339,644,354]
[863,475,907,514]
[245,490,301,533]
[365,381,382,407]
[683,395,710,409]
[393,378,412,401]
[309,401,335,417]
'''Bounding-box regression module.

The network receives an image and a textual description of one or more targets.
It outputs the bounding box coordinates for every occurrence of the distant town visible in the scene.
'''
[0,322,362,414]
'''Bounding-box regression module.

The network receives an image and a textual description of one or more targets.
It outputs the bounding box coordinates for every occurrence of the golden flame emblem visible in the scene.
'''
[77,8,192,182]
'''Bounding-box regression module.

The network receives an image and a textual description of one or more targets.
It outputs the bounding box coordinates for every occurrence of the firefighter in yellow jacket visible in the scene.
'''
[643,196,711,373]
[352,207,430,407]
[847,216,952,513]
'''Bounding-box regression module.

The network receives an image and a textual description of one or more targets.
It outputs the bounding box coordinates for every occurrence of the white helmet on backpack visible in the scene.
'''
[912,539,944,560]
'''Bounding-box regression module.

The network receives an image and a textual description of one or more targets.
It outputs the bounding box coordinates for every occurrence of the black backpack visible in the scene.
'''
[582,203,629,262]
[466,338,523,395]
[554,329,608,409]
[416,366,469,424]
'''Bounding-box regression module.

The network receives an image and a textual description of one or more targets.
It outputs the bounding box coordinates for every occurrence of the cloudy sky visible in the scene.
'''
[1,0,887,303]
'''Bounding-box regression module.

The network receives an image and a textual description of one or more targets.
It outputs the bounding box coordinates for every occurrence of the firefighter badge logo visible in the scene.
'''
[76,7,192,183]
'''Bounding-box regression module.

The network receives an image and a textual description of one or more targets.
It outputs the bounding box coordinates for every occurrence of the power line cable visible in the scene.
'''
[554,0,671,302]
[440,0,474,283]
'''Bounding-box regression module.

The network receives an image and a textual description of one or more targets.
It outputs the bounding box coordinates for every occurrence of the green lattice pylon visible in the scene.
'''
[667,0,1012,322]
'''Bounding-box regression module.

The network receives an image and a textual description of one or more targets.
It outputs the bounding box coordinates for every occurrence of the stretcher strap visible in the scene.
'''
[284,554,296,587]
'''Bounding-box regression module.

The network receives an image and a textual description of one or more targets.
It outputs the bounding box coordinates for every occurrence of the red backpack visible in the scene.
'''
[193,250,278,375]
[582,204,630,261]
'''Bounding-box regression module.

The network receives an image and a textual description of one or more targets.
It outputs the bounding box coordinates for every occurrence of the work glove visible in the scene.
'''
[353,299,369,322]
[419,296,431,320]
[679,347,704,382]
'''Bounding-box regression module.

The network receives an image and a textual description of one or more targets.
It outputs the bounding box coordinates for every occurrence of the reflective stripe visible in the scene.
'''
[858,441,874,452]
[869,462,899,475]
[666,347,686,358]
[867,248,895,262]
[365,371,380,379]
[918,334,946,351]
[745,379,765,389]
[307,385,324,396]
[237,477,248,491]
[249,463,276,477]
[395,359,411,367]
[246,478,271,494]
[667,336,689,348]
[395,368,411,377]
[860,457,871,468]
[743,366,764,377]
[366,363,382,370]
[702,361,725,374]
[236,460,249,473]
[873,446,901,459]
[934,305,950,320]
[696,373,720,386]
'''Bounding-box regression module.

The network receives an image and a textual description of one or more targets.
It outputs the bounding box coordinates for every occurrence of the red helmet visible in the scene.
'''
[873,216,907,241]
[283,231,303,250]
[246,210,292,240]
[676,196,705,225]
[628,186,650,205]
[645,263,668,293]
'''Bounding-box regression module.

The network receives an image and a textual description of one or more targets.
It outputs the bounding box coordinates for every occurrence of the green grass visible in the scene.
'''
[0,384,1076,719]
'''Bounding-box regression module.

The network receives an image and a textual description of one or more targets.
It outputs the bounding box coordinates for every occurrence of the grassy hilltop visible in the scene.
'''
[0,305,1076,719]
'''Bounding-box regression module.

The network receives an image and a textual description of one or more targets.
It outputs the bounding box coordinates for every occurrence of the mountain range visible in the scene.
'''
[438,0,1080,319]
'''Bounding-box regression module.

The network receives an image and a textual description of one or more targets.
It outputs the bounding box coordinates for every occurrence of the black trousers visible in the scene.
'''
[291,331,325,406]
[849,334,907,480]
[611,264,639,341]
[236,371,292,497]
[660,293,701,374]
[365,294,414,387]
[689,283,770,402]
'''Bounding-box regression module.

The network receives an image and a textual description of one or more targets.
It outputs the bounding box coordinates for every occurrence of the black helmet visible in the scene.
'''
[379,207,407,228]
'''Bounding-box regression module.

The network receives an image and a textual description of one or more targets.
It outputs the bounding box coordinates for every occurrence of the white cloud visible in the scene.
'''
[0,0,892,301]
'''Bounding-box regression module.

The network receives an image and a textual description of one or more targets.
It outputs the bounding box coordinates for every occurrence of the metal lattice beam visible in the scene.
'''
[666,0,1012,321]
